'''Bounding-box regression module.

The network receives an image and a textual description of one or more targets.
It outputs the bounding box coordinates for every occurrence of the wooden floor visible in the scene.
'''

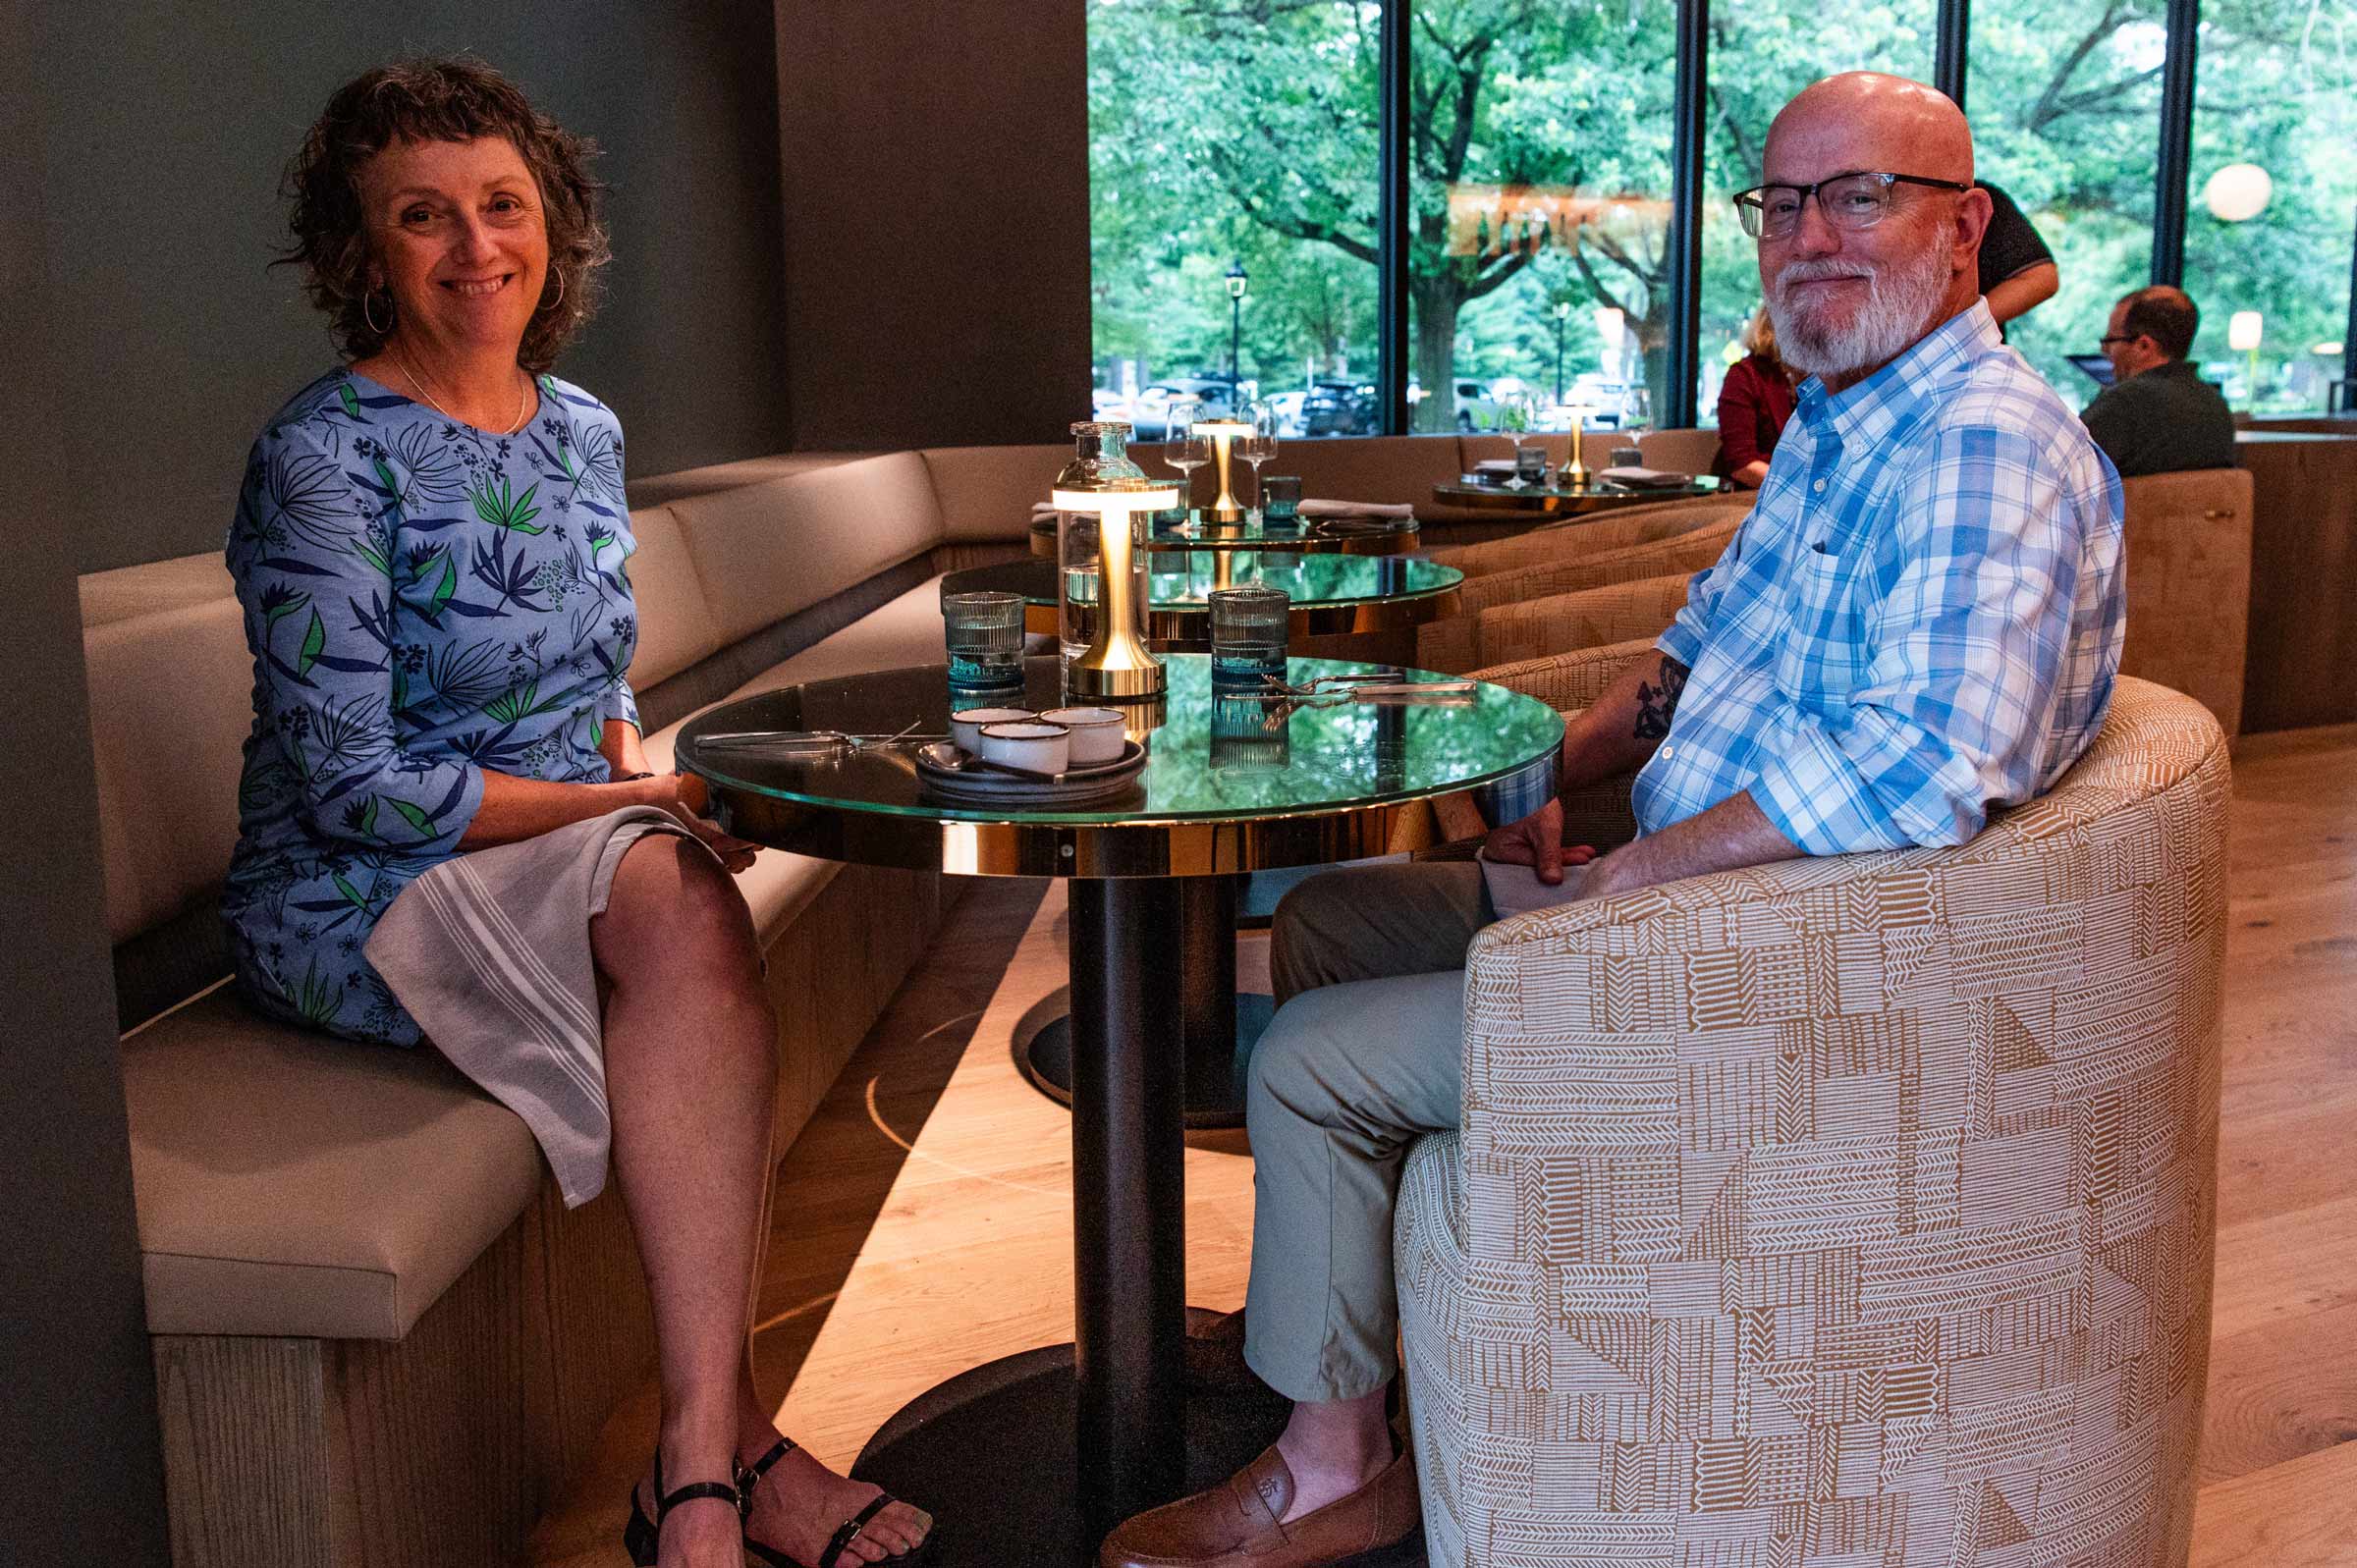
[533,726,2357,1567]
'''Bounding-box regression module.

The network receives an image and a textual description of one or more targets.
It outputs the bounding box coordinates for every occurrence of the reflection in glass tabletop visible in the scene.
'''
[675,656,1562,877]
[945,554,1462,612]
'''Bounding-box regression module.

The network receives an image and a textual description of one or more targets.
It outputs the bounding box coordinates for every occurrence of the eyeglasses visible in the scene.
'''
[1732,172,1970,240]
[2097,334,2139,348]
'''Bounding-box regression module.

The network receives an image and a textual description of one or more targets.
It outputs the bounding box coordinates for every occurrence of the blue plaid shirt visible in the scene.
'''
[1638,301,2124,855]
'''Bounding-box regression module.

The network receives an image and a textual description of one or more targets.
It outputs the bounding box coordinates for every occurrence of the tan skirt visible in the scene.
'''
[363,806,709,1208]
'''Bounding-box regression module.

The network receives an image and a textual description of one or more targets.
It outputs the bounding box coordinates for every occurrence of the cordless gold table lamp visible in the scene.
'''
[1191,419,1254,522]
[1054,477,1178,701]
[1562,405,1591,488]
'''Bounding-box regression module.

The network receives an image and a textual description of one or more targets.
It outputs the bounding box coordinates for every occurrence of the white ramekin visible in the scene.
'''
[1039,706,1128,764]
[951,705,1037,753]
[976,721,1071,776]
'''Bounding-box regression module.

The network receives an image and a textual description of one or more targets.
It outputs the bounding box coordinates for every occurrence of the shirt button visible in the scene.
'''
[1812,478,1828,493]
[1661,743,1674,759]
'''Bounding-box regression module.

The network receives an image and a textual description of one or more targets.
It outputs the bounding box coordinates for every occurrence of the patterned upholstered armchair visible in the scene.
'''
[1395,676,2227,1568]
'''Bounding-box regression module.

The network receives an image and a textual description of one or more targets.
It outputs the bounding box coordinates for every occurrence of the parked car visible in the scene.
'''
[1127,377,1238,440]
[1264,389,1309,438]
[1303,379,1377,437]
[1567,372,1627,427]
[1453,378,1499,431]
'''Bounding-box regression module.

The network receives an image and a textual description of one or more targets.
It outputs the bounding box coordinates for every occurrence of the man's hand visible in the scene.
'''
[1481,798,1599,886]
[1484,798,1564,883]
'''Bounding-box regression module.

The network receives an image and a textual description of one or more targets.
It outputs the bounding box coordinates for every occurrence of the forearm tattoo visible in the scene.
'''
[1633,656,1689,741]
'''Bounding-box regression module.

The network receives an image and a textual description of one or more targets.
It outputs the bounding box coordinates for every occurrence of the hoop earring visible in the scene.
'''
[539,270,566,313]
[361,290,391,336]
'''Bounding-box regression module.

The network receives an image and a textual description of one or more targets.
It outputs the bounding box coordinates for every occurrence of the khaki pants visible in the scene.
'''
[1240,861,1522,1403]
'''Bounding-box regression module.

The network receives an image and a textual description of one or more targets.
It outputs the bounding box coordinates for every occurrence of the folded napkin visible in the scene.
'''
[1595,465,1693,489]
[1298,499,1416,520]
[1471,458,1521,474]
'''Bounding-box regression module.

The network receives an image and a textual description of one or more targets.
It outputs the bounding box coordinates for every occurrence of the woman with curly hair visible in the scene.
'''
[222,57,933,1568]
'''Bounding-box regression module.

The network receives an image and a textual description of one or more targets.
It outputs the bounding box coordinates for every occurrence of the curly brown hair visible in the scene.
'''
[279,56,609,373]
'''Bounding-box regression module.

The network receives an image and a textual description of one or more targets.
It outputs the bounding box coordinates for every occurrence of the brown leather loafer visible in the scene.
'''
[1096,1443,1418,1568]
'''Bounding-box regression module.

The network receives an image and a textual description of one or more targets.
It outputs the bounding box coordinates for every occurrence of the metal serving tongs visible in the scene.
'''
[1252,671,1479,704]
[693,719,939,755]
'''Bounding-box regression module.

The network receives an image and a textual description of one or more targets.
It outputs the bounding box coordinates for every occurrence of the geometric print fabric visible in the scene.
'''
[1397,677,2227,1568]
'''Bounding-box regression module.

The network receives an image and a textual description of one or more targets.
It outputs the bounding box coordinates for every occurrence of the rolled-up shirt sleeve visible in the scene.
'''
[230,423,485,853]
[1748,424,2082,854]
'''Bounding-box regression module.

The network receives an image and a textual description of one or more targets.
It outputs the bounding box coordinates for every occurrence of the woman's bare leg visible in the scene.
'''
[596,836,776,1568]
[596,835,930,1566]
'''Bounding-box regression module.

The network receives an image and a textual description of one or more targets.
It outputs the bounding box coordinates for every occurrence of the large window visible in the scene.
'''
[1086,0,2357,433]
[1402,1,1675,433]
[1969,0,2165,394]
[1697,2,1936,415]
[2184,0,2357,412]
[1088,0,1380,438]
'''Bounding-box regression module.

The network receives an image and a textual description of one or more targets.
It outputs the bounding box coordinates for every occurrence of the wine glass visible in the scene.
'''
[1239,401,1280,521]
[1621,385,1653,438]
[1503,392,1544,488]
[1163,398,1206,521]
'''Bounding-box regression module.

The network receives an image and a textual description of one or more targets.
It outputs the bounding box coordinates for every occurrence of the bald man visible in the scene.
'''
[1097,76,2124,1568]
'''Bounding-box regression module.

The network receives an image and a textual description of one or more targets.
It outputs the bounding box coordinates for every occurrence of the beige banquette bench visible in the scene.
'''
[88,428,1644,1566]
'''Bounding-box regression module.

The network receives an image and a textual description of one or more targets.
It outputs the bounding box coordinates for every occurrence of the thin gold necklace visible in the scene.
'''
[391,347,531,437]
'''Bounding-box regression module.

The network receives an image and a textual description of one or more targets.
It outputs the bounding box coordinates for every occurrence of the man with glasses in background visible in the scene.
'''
[1095,73,2122,1568]
[2082,284,2238,475]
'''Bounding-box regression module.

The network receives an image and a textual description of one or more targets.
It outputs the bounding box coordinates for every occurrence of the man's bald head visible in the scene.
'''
[1755,73,1992,391]
[1765,74,1975,189]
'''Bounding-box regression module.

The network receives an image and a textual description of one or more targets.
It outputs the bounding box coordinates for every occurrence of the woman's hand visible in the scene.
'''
[638,772,760,876]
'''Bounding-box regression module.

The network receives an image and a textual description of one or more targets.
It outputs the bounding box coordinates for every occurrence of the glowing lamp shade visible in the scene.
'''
[1053,483,1178,701]
[2204,163,2273,223]
[2228,311,2264,352]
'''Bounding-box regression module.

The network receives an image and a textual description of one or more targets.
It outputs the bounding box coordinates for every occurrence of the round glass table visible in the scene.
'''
[1025,509,1419,560]
[941,554,1464,649]
[1433,473,1722,518]
[676,656,1562,1567]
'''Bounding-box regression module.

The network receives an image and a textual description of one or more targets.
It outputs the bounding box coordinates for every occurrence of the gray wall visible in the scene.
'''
[776,0,1093,451]
[0,0,172,1556]
[39,2,791,572]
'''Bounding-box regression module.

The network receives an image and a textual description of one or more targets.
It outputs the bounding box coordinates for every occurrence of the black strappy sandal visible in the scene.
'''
[623,1448,747,1567]
[739,1435,932,1568]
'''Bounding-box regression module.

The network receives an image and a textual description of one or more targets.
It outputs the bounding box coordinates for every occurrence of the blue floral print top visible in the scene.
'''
[222,367,639,1046]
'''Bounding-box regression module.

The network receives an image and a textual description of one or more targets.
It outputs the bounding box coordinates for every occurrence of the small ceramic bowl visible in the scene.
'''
[1039,706,1127,765]
[951,705,1036,753]
[977,721,1070,776]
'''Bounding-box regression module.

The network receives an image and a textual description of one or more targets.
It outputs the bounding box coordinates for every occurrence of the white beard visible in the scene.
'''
[1768,244,1953,383]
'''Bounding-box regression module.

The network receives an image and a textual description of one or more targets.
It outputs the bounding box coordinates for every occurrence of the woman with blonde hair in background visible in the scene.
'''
[1713,303,1800,487]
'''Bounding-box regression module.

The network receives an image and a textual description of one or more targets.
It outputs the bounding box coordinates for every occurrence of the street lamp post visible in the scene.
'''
[1225,258,1248,406]
[1553,300,1571,406]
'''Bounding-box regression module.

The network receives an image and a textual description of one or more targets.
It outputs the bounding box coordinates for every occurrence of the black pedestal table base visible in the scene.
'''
[850,1317,1293,1568]
[1016,997,1275,1130]
[850,1327,1426,1568]
[1014,876,1273,1130]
